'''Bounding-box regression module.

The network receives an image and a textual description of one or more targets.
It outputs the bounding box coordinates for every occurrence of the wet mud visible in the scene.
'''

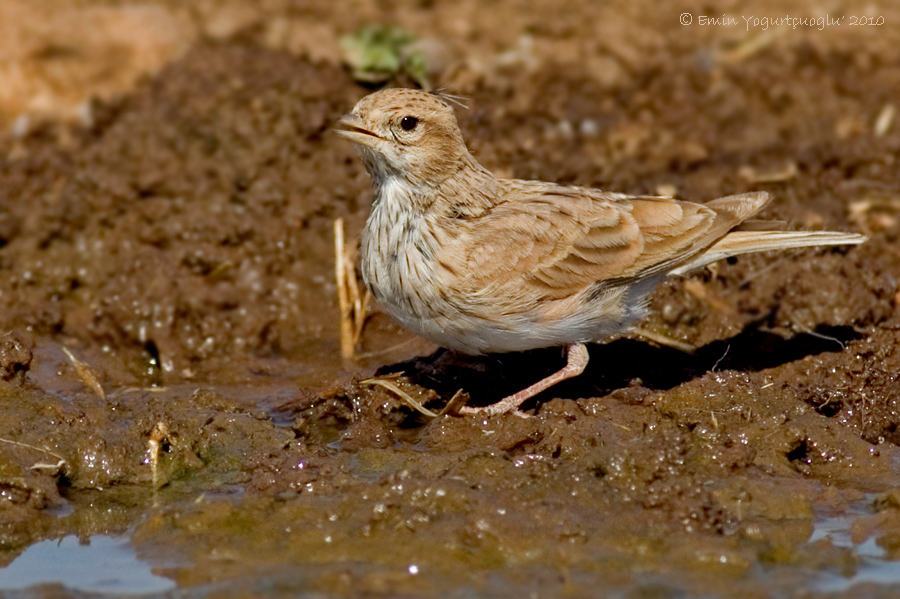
[0,1,899,596]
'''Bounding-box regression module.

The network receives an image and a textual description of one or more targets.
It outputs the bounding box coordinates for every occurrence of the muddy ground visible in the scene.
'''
[0,0,899,597]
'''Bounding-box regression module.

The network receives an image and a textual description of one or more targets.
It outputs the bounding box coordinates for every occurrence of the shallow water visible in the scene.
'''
[4,524,899,598]
[809,509,900,593]
[0,535,174,595]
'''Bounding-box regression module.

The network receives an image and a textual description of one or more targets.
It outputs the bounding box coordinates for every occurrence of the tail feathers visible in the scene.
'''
[672,230,867,275]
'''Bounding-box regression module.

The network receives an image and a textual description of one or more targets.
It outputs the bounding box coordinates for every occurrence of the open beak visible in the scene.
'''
[334,113,380,147]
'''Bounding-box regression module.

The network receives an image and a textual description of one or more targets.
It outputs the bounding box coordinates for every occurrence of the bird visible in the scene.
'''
[335,88,866,417]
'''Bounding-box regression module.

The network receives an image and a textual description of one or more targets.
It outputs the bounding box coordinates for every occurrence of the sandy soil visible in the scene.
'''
[0,0,899,596]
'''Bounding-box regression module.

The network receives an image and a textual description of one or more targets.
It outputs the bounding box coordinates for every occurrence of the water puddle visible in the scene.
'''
[0,534,174,595]
[810,508,900,592]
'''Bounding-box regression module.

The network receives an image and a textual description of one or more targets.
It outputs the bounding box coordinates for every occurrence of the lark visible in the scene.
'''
[335,88,865,417]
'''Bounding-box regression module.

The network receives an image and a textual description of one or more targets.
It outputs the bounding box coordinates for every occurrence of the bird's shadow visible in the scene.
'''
[376,322,860,409]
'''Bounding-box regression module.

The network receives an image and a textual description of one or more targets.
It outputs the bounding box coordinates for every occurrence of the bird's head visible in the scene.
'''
[335,89,469,188]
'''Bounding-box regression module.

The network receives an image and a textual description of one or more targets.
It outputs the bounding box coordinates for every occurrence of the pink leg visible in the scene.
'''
[459,343,589,417]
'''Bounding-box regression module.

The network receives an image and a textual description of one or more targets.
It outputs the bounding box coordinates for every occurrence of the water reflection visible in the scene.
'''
[0,535,174,595]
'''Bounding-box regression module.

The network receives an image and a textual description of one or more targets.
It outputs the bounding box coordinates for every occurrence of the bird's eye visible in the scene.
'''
[400,116,418,131]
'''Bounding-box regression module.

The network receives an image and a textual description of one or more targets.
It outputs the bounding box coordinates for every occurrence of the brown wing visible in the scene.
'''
[455,184,770,301]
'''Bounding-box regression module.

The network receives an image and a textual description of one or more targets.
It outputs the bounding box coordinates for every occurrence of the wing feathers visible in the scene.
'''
[451,186,859,306]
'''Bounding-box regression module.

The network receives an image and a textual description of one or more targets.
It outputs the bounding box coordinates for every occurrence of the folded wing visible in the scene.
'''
[459,185,772,301]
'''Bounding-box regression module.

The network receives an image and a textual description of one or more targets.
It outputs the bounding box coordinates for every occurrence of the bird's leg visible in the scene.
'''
[458,343,590,417]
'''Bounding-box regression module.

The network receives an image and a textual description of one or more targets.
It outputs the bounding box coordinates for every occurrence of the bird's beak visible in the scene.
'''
[334,113,380,147]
